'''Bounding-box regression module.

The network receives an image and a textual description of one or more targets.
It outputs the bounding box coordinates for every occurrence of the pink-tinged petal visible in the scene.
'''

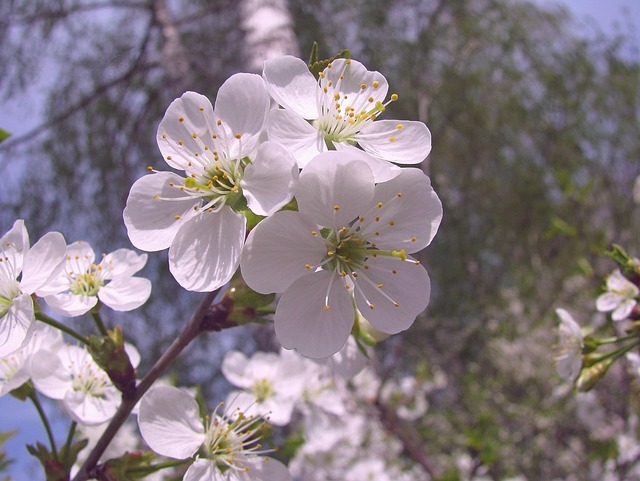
[157,91,216,171]
[275,270,354,358]
[297,153,375,229]
[124,172,199,252]
[241,211,326,294]
[221,351,252,389]
[596,292,621,312]
[334,144,401,182]
[138,385,205,459]
[357,120,431,164]
[44,293,97,317]
[354,256,430,334]
[266,109,325,167]
[241,141,299,216]
[98,277,151,311]
[613,299,637,321]
[263,55,319,119]
[0,294,34,358]
[240,457,293,481]
[359,167,443,253]
[99,249,147,279]
[215,73,270,148]
[19,232,66,294]
[169,208,245,292]
[322,59,388,113]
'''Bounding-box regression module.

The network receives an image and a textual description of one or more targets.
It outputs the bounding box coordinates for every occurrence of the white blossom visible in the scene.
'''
[596,269,639,321]
[554,308,584,381]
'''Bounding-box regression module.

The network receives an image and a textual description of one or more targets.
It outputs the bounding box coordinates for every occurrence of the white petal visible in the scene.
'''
[221,351,252,388]
[263,55,319,119]
[275,270,354,358]
[607,269,639,295]
[19,232,66,294]
[325,336,368,380]
[0,220,29,272]
[359,167,443,253]
[123,172,199,252]
[44,293,97,317]
[354,256,430,334]
[214,73,270,152]
[241,141,299,216]
[596,293,622,312]
[323,59,388,112]
[0,294,34,358]
[99,249,148,279]
[64,241,96,273]
[30,349,69,399]
[157,91,216,171]
[296,153,374,230]
[334,144,401,182]
[266,109,324,167]
[613,300,637,321]
[64,389,119,426]
[169,208,245,292]
[98,277,151,311]
[138,385,205,459]
[357,120,431,164]
[241,211,326,294]
[184,459,224,481]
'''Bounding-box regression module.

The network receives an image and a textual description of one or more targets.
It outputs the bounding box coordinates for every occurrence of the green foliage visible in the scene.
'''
[0,130,10,143]
[0,431,16,480]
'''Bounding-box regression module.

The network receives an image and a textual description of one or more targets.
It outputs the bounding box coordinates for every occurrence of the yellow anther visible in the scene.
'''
[174,214,181,220]
[396,123,404,129]
[178,116,185,122]
[166,155,172,160]
[234,133,241,139]
[377,202,383,208]
[414,260,421,265]
[411,236,416,242]
[377,283,384,288]
[360,83,367,90]
[162,133,167,139]
[389,220,395,226]
[216,119,222,126]
[147,165,153,171]
[389,136,397,142]
[305,263,312,269]
[368,96,374,103]
[187,161,192,166]
[334,93,341,101]
[372,80,379,88]
[345,59,351,64]
[178,140,184,145]
[311,230,318,236]
[324,305,330,311]
[394,302,399,308]
[359,216,365,222]
[212,133,217,139]
[375,216,380,222]
[391,93,398,101]
[152,194,159,199]
[369,304,375,310]
[397,192,403,197]
[199,106,204,111]
[333,204,341,211]
[392,269,398,275]
[204,145,209,150]
[169,182,175,186]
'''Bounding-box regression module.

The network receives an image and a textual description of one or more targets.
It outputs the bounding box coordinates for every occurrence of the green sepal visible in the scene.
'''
[308,44,351,79]
[223,275,275,326]
[86,326,136,399]
[9,380,35,401]
[0,129,10,143]
[0,431,16,475]
[91,450,157,481]
[27,438,88,481]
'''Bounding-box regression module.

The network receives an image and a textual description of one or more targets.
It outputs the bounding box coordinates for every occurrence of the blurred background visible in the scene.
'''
[1,0,639,479]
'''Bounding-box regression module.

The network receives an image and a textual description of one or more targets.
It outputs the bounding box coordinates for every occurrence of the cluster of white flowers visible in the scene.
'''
[0,54,442,481]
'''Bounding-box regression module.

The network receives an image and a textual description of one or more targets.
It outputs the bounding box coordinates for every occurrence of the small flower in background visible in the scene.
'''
[124,74,298,292]
[554,308,584,381]
[0,219,66,358]
[38,240,151,317]
[137,385,292,481]
[263,56,431,179]
[221,349,306,426]
[241,152,442,358]
[30,343,139,425]
[596,269,639,321]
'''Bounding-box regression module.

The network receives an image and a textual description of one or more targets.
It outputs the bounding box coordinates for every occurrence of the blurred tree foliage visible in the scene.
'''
[1,0,639,479]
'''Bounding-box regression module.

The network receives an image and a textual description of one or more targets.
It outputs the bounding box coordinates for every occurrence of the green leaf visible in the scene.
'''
[0,130,10,143]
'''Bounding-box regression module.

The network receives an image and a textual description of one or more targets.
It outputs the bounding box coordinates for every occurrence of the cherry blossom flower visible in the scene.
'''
[596,269,639,321]
[241,152,442,358]
[37,240,151,317]
[222,350,306,425]
[30,343,139,425]
[137,385,292,481]
[0,220,66,358]
[554,308,584,381]
[124,74,298,292]
[263,56,431,176]
[0,323,63,396]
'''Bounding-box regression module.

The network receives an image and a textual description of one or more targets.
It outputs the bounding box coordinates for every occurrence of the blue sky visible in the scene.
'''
[1,1,639,480]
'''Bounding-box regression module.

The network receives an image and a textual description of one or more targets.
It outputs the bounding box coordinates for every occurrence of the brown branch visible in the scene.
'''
[72,289,219,481]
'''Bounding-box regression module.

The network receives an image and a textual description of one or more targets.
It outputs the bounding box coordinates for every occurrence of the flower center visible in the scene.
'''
[68,267,104,297]
[69,357,110,397]
[251,378,273,403]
